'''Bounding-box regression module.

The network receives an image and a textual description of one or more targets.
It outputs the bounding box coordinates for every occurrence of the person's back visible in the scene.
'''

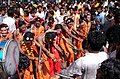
[79,51,108,79]
[97,58,120,79]
[61,31,108,79]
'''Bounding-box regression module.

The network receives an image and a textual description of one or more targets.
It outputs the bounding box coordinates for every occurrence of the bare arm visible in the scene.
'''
[63,25,81,41]
[62,36,76,48]
[36,35,55,59]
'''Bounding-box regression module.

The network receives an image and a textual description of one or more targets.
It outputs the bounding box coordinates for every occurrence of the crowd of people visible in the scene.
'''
[0,0,120,79]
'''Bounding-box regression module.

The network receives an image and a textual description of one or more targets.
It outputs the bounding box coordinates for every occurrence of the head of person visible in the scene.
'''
[18,20,27,33]
[69,8,74,14]
[24,9,29,17]
[0,5,7,16]
[97,6,103,14]
[23,31,35,46]
[37,5,43,13]
[15,10,20,19]
[0,23,9,38]
[60,8,65,15]
[54,5,58,11]
[97,58,120,79]
[7,7,15,17]
[45,32,57,44]
[104,6,108,12]
[30,8,37,17]
[84,14,91,22]
[34,17,44,28]
[88,31,106,51]
[49,10,54,17]
[95,18,101,25]
[54,24,64,35]
[48,16,54,26]
[84,8,90,16]
[63,16,68,24]
[114,8,120,25]
[66,18,74,29]
[106,25,120,52]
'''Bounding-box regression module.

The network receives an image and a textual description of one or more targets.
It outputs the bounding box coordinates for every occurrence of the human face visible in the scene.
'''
[25,37,34,46]
[67,22,74,29]
[20,25,27,33]
[0,27,8,37]
[57,29,62,35]
[87,15,91,21]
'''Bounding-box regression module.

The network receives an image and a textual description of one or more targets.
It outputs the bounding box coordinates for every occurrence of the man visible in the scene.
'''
[0,5,7,24]
[61,31,108,79]
[0,23,19,79]
[2,8,16,33]
[0,23,12,41]
[96,25,120,79]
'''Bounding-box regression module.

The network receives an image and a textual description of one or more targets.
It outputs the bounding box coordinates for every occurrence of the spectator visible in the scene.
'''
[3,8,16,33]
[61,31,108,79]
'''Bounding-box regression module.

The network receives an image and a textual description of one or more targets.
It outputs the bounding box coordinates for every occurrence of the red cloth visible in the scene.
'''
[48,46,61,76]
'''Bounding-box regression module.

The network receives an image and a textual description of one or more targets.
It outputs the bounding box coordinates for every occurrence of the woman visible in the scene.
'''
[54,23,79,66]
[45,32,62,79]
[20,31,39,79]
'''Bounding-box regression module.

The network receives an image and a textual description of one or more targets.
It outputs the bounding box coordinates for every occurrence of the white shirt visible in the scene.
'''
[35,11,45,20]
[63,51,108,79]
[56,15,65,24]
[3,17,16,33]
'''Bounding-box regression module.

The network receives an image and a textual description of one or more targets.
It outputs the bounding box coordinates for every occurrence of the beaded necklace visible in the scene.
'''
[21,41,34,56]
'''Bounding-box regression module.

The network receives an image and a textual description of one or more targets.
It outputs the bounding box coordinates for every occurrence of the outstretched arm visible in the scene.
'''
[36,35,55,59]
[63,25,81,41]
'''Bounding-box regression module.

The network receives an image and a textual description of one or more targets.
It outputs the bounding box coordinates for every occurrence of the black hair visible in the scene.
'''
[7,8,15,17]
[30,7,37,14]
[24,9,29,16]
[14,10,20,19]
[48,16,54,22]
[106,25,120,44]
[49,10,54,16]
[18,20,26,28]
[54,24,63,30]
[18,53,30,70]
[96,58,120,79]
[114,8,120,24]
[63,16,68,23]
[23,31,35,41]
[66,18,74,24]
[88,31,106,51]
[45,32,57,44]
[0,23,8,30]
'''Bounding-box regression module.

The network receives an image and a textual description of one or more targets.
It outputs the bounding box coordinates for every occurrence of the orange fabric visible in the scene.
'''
[79,21,89,39]
[38,52,51,79]
[21,42,39,79]
[24,69,32,79]
[24,16,30,23]
[74,13,80,30]
[59,38,74,64]
[33,26,45,37]
[76,21,91,58]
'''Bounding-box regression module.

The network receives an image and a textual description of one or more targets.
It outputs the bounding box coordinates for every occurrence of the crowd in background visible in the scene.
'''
[0,0,120,79]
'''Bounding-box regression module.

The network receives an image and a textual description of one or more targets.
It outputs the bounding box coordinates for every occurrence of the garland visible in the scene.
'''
[21,41,34,56]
